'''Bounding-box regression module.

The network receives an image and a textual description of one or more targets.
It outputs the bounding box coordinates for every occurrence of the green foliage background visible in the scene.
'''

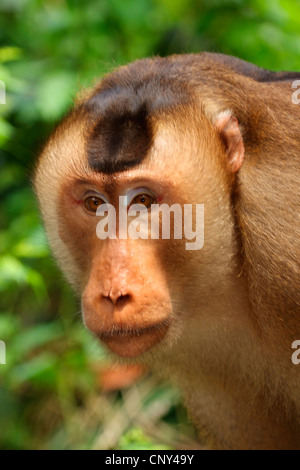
[1,0,300,450]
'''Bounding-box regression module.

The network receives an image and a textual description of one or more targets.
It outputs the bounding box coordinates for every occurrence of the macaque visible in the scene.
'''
[34,53,300,450]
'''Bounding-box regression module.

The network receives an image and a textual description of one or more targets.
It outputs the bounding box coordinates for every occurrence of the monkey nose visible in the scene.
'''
[102,288,131,308]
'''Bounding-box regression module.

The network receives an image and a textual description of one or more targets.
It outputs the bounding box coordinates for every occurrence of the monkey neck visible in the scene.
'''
[182,372,300,450]
[164,272,300,449]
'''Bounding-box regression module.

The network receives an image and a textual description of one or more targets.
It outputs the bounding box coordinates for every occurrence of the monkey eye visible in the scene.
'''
[83,196,106,213]
[130,193,154,209]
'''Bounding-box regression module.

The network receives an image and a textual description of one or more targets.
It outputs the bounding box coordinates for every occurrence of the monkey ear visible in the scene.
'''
[214,111,245,173]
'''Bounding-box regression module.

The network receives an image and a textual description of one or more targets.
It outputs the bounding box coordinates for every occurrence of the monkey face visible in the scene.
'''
[57,129,192,358]
[34,56,242,360]
[35,108,238,360]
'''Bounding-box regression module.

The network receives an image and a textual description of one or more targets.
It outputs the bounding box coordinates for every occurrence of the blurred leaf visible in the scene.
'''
[0,254,47,299]
[0,313,19,339]
[0,47,22,63]
[9,352,58,387]
[119,428,171,450]
[36,72,77,120]
[0,255,28,287]
[10,323,63,357]
[0,117,14,141]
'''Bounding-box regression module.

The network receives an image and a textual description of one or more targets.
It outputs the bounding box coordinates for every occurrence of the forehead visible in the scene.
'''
[38,57,207,187]
[44,104,200,183]
[84,88,193,173]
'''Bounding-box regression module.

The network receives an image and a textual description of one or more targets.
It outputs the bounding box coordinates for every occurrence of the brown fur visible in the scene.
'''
[34,53,300,449]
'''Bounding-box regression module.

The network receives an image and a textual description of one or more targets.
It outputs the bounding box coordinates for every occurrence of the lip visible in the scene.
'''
[96,320,170,358]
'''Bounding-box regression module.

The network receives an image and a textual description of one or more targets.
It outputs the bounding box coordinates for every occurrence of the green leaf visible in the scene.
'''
[36,72,77,120]
[9,352,58,387]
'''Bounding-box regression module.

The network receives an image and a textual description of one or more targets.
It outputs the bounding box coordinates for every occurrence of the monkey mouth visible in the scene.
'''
[95,320,170,358]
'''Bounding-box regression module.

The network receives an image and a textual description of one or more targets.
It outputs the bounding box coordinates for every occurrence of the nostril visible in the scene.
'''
[101,291,131,307]
[116,294,131,308]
